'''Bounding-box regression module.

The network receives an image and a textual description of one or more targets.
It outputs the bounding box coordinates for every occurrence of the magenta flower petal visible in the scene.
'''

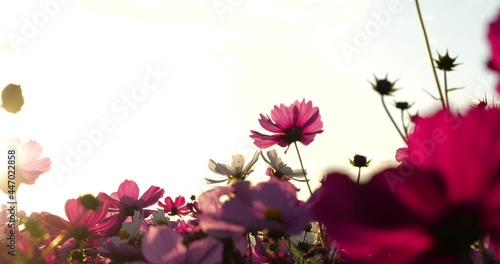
[158,196,190,216]
[99,179,164,219]
[258,114,283,133]
[96,192,121,209]
[117,179,140,203]
[137,185,165,208]
[250,131,284,148]
[64,198,109,228]
[395,147,409,163]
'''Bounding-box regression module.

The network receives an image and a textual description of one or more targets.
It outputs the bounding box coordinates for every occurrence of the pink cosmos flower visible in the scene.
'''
[1,139,51,193]
[173,219,198,235]
[187,200,202,218]
[199,179,310,238]
[97,179,164,221]
[39,198,118,243]
[250,99,323,150]
[158,195,189,216]
[308,108,500,263]
[488,12,500,92]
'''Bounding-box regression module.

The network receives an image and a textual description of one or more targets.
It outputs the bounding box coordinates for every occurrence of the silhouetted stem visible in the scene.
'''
[356,167,361,184]
[401,110,409,139]
[381,96,408,145]
[444,70,450,109]
[415,0,446,109]
[294,142,313,195]
[247,233,253,263]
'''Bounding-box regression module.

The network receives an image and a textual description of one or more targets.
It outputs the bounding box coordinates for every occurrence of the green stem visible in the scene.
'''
[381,96,408,145]
[415,0,446,109]
[444,70,449,109]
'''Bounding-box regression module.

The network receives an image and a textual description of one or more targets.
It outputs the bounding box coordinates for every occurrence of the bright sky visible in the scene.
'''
[0,0,498,217]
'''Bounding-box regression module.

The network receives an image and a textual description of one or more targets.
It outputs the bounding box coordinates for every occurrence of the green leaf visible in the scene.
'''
[421,88,440,100]
[446,87,465,92]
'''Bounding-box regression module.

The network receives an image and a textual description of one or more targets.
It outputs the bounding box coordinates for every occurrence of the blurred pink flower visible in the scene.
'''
[97,179,164,221]
[1,139,51,193]
[200,179,310,238]
[488,11,500,92]
[308,109,500,263]
[250,99,323,150]
[141,225,223,264]
[173,219,198,235]
[252,238,293,264]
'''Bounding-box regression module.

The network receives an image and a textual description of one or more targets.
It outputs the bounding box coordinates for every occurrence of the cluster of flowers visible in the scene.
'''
[3,6,500,264]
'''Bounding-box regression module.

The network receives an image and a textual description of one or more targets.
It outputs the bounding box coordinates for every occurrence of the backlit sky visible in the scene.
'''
[0,0,499,217]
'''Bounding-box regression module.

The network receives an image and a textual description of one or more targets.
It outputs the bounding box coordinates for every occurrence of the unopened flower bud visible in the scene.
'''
[434,51,460,71]
[349,154,371,168]
[370,75,398,96]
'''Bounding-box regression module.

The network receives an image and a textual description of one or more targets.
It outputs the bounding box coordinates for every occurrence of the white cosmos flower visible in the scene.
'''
[111,210,143,246]
[261,149,306,181]
[205,151,260,185]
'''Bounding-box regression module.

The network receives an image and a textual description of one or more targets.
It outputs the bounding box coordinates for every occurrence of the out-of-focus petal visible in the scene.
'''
[141,226,186,264]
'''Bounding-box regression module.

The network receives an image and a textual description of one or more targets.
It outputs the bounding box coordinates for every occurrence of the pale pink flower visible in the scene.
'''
[1,139,51,193]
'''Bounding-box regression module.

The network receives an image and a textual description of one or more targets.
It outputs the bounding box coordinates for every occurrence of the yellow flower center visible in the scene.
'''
[264,207,284,223]
[119,230,131,240]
